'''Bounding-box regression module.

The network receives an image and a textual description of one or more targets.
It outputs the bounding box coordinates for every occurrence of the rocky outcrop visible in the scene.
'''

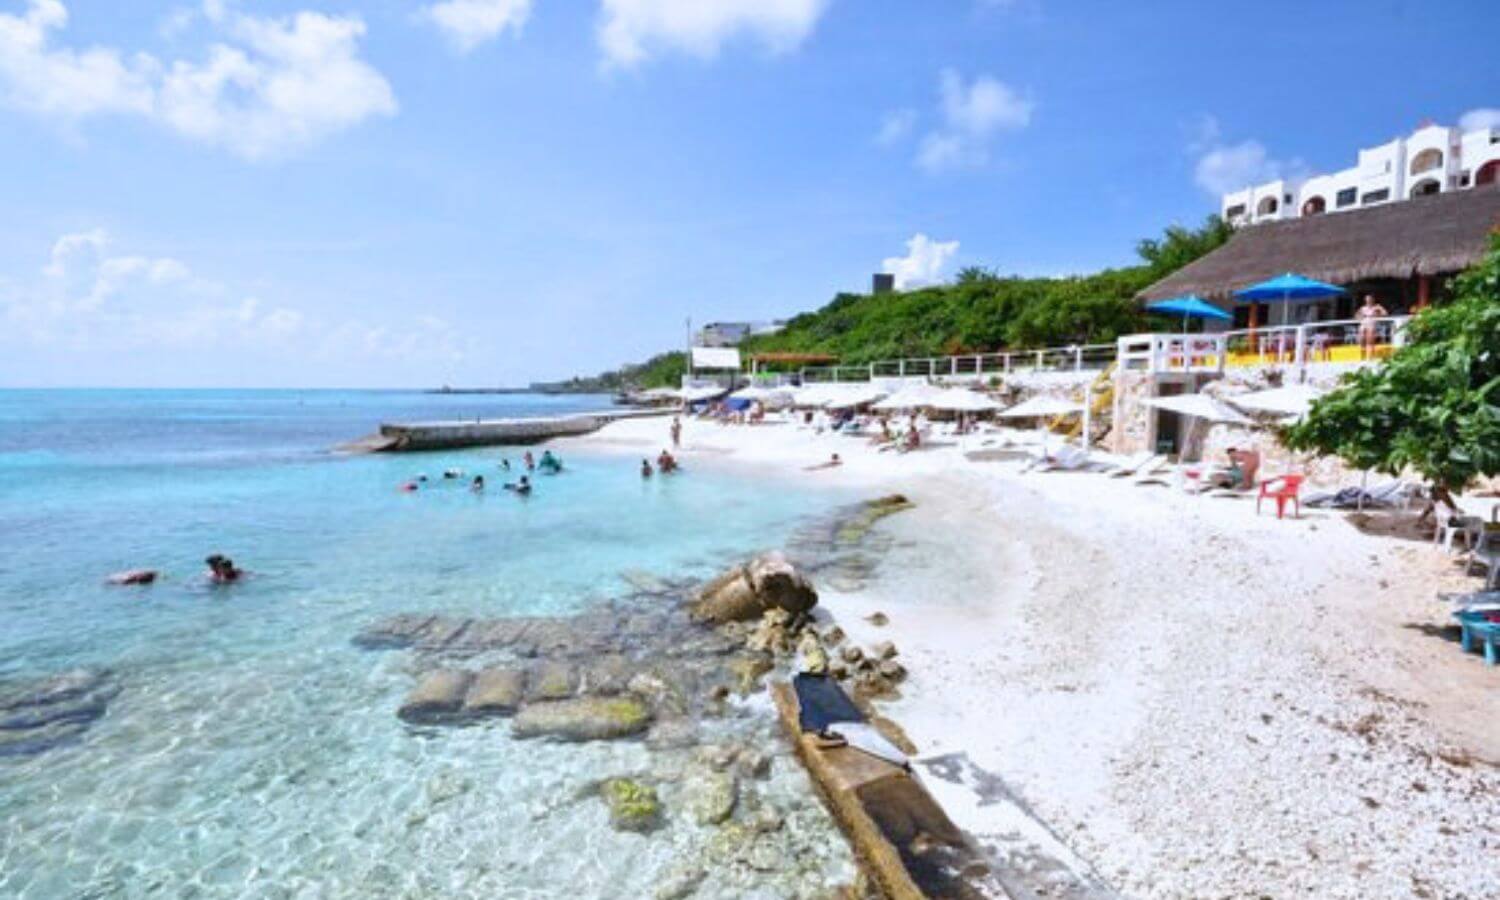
[397,669,473,724]
[684,769,738,825]
[690,552,818,624]
[461,668,525,716]
[0,668,119,757]
[512,696,652,742]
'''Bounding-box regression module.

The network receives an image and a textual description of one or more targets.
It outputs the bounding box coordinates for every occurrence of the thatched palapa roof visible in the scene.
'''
[1139,185,1500,302]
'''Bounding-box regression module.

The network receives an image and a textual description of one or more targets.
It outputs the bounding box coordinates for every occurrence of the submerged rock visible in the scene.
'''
[684,770,738,826]
[398,670,473,724]
[600,778,661,832]
[525,662,577,702]
[0,668,119,757]
[512,696,652,742]
[461,668,525,717]
[653,865,706,900]
[691,552,818,624]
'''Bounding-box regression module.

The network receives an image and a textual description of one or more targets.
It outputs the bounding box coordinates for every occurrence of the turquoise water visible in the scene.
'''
[0,390,853,898]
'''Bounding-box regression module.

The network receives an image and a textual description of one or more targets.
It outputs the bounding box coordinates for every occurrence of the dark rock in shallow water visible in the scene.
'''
[525,662,577,702]
[461,668,525,717]
[512,696,651,742]
[0,668,118,757]
[352,614,437,650]
[398,670,474,724]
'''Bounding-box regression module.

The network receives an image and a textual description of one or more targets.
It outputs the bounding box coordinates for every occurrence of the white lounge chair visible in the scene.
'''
[1108,452,1159,479]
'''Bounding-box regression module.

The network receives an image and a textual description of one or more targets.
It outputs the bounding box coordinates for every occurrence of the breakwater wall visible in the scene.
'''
[372,409,666,451]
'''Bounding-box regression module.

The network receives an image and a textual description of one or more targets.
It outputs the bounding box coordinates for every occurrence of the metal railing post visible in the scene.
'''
[1294,325,1308,381]
[898,359,905,377]
[1073,345,1083,371]
[1035,350,1045,369]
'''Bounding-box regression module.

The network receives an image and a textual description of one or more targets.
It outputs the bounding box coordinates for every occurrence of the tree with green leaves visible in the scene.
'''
[1283,233,1500,519]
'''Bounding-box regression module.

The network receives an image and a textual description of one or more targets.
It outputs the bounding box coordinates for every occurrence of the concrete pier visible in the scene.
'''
[369,409,665,451]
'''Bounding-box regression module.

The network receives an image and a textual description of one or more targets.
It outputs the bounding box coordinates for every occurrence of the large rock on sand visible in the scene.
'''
[398,670,473,724]
[511,696,652,742]
[690,552,817,624]
[461,668,525,717]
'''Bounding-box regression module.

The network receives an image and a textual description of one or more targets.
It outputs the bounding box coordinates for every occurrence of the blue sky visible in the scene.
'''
[0,0,1495,388]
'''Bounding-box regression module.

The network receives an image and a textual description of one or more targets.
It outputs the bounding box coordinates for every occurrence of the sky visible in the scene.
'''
[0,0,1495,388]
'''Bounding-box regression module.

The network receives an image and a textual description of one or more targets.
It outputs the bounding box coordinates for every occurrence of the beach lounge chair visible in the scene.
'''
[1107,451,1158,479]
[1256,474,1305,519]
[1454,608,1500,666]
[1467,529,1500,591]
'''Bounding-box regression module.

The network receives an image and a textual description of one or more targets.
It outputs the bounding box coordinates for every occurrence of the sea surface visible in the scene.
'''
[0,390,855,898]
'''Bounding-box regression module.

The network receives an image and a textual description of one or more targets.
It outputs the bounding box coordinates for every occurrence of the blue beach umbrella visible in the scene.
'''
[1146,295,1232,332]
[1233,273,1344,327]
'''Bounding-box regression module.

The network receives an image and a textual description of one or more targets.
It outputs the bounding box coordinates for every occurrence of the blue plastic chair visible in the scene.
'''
[1455,609,1500,666]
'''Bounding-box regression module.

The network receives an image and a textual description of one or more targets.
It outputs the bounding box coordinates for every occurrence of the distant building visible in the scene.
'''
[1220,120,1500,228]
[695,320,787,347]
[872,273,895,295]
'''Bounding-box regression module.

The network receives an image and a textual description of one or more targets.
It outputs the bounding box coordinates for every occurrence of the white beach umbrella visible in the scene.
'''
[998,396,1085,418]
[929,389,1002,413]
[1227,384,1325,419]
[872,382,949,411]
[1143,394,1256,426]
[824,386,887,409]
[677,385,727,402]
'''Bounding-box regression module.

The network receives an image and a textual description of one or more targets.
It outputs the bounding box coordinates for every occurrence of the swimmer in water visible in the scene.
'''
[205,554,242,584]
[524,451,535,471]
[471,474,485,493]
[500,458,511,471]
[107,569,158,585]
[539,450,562,473]
[641,459,654,478]
[505,475,532,495]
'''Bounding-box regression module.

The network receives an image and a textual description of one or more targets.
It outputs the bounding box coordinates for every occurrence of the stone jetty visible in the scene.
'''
[356,408,668,452]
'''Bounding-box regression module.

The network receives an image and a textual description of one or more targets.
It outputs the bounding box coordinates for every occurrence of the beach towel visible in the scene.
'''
[825,722,911,769]
[792,672,864,733]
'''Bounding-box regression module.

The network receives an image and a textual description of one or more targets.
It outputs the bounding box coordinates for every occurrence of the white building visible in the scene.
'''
[1220,121,1500,227]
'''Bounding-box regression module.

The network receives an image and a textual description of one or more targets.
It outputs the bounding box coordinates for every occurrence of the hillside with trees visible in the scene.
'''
[558,216,1231,390]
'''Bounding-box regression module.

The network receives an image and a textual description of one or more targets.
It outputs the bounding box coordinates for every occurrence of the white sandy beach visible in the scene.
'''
[560,413,1500,899]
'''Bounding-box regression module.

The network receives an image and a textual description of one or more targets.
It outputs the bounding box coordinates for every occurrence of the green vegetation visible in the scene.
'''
[1284,234,1500,514]
[533,351,685,393]
[742,216,1232,363]
[555,216,1230,390]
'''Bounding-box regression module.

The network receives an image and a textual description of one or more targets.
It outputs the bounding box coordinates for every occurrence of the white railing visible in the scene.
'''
[1118,315,1410,378]
[798,343,1116,384]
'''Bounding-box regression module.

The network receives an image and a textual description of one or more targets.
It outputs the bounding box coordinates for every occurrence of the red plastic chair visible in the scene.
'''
[1257,474,1305,519]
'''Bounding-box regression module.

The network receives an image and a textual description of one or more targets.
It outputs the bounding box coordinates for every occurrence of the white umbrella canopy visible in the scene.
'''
[872,382,950,411]
[824,386,887,409]
[999,395,1085,418]
[1228,384,1325,419]
[1144,393,1257,426]
[929,389,1003,412]
[677,385,727,402]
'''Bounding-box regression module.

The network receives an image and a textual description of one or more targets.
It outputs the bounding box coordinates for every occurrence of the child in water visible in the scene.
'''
[640,459,654,478]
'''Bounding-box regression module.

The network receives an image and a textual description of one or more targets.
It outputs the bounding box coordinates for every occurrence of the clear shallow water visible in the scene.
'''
[0,390,854,898]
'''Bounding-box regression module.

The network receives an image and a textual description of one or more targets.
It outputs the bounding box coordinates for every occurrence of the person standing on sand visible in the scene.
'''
[670,416,682,448]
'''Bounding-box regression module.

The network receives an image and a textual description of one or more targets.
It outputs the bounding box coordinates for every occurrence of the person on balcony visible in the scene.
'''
[1355,294,1389,361]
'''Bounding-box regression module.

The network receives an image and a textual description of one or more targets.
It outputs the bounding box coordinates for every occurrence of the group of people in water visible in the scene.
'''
[642,449,680,478]
[106,554,243,588]
[400,450,563,495]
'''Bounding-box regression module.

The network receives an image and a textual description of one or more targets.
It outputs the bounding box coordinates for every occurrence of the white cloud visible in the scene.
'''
[1460,107,1500,132]
[422,0,532,53]
[0,0,396,160]
[597,0,829,68]
[880,233,959,290]
[1187,116,1305,195]
[875,107,916,146]
[915,69,1032,173]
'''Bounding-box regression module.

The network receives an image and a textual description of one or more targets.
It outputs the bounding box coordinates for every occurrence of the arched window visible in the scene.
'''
[1409,178,1440,198]
[1256,196,1278,216]
[1478,160,1500,187]
[1409,148,1443,175]
[1301,196,1326,216]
